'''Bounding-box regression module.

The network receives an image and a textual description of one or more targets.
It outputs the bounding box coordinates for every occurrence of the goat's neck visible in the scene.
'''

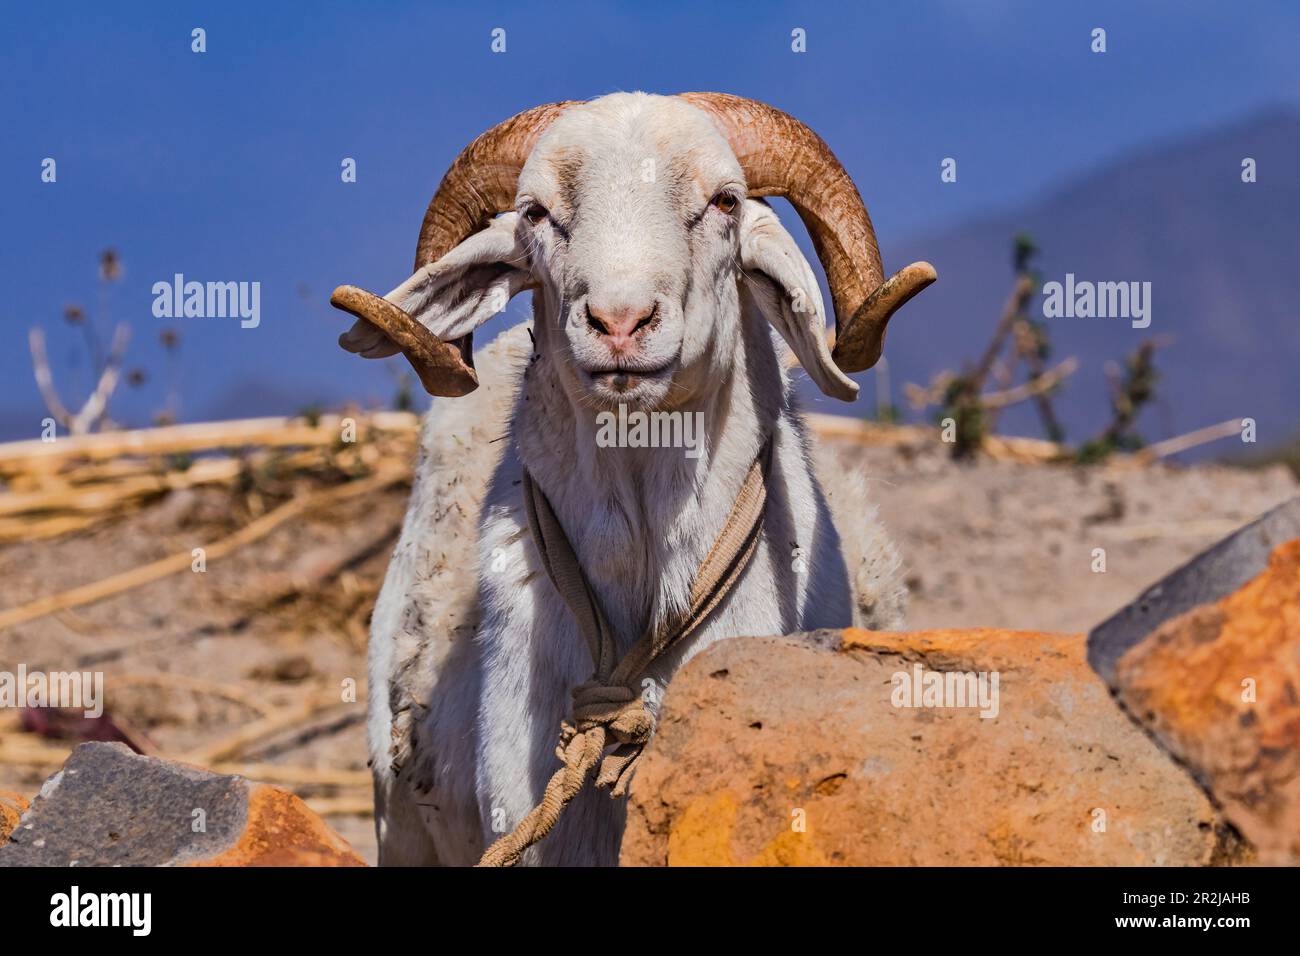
[513,310,785,651]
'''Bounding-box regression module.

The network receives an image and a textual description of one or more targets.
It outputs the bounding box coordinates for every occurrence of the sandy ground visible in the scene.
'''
[1,430,1295,865]
[844,440,1297,633]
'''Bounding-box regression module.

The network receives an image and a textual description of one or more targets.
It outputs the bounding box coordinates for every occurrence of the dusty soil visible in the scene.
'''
[845,439,1297,633]
[1,429,1294,865]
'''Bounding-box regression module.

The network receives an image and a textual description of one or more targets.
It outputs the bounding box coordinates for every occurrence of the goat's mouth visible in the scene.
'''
[579,359,679,407]
[585,362,674,387]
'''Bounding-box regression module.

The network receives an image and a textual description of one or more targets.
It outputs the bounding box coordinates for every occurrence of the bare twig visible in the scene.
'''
[1011,318,1067,442]
[971,275,1035,388]
[28,324,131,435]
[1128,418,1246,464]
[911,358,1078,413]
[73,323,130,433]
[980,357,1079,410]
[27,328,73,427]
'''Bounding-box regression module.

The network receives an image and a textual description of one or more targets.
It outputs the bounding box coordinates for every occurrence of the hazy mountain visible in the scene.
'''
[867,108,1300,451]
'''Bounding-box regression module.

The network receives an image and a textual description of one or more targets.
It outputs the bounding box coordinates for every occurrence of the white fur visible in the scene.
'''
[364,94,906,866]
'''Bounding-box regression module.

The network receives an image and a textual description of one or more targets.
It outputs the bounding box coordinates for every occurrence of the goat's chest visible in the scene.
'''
[566,492,706,651]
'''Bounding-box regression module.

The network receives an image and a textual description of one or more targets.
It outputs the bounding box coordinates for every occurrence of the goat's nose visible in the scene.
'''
[586,301,657,352]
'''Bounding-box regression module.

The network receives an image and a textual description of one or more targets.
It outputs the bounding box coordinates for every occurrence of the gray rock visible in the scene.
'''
[0,742,364,867]
[1,743,246,866]
[1088,496,1300,685]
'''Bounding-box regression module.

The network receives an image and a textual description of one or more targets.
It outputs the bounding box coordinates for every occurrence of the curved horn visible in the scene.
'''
[332,101,575,395]
[679,92,935,373]
[413,101,577,270]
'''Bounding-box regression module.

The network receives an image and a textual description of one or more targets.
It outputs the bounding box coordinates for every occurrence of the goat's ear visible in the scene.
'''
[738,199,859,402]
[338,212,534,360]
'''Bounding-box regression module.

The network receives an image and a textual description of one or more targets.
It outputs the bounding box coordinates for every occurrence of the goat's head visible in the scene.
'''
[331,92,935,411]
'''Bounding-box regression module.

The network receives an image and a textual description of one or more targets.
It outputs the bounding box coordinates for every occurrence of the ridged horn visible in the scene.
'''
[679,92,935,372]
[332,101,576,396]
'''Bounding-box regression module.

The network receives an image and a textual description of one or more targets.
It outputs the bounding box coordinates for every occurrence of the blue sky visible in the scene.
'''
[3,0,1298,431]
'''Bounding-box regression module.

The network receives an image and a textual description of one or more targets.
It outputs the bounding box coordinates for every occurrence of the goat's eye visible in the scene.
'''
[710,192,739,215]
[525,203,548,225]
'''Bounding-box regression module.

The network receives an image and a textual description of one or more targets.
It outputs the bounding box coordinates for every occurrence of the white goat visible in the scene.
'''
[333,92,935,866]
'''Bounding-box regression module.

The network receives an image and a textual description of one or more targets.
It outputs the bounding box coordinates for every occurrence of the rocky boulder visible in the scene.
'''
[0,742,364,866]
[1113,538,1300,865]
[621,627,1235,866]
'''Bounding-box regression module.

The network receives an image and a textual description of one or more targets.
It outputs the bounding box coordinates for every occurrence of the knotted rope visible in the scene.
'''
[476,438,772,866]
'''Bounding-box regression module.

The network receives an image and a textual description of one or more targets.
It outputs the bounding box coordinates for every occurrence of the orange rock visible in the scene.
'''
[0,791,29,843]
[622,628,1232,866]
[666,792,831,866]
[190,785,364,867]
[1115,538,1300,864]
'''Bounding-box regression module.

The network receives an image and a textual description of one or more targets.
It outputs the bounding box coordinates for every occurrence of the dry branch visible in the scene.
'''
[0,513,104,544]
[27,328,72,426]
[980,357,1079,410]
[28,323,131,435]
[972,275,1036,387]
[0,468,407,631]
[180,698,355,765]
[0,457,243,518]
[0,412,419,475]
[805,413,1065,462]
[907,358,1078,413]
[1129,418,1246,465]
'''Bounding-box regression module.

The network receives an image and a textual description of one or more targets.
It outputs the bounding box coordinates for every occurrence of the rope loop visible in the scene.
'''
[476,437,771,866]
